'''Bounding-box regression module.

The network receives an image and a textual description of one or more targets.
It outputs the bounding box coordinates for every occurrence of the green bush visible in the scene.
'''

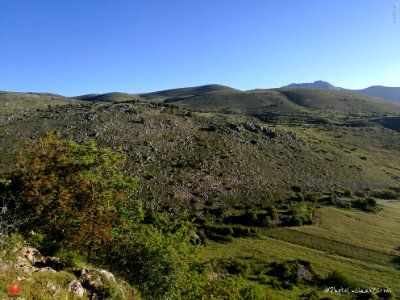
[371,189,399,200]
[324,270,358,289]
[184,272,268,300]
[343,189,354,198]
[210,257,245,276]
[265,205,278,220]
[107,212,199,300]
[55,249,87,270]
[8,133,138,257]
[268,260,314,286]
[351,198,379,213]
[201,223,235,242]
[232,225,257,238]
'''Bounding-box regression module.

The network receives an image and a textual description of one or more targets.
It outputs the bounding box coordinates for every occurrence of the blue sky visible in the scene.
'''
[1,0,399,96]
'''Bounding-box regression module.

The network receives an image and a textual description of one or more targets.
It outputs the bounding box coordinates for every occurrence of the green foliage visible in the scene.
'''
[371,189,400,200]
[343,189,354,198]
[55,249,87,270]
[324,270,358,289]
[265,228,396,267]
[9,132,137,256]
[107,211,199,300]
[286,202,315,225]
[231,225,258,238]
[268,260,315,286]
[3,134,203,299]
[202,224,234,242]
[299,290,320,300]
[184,272,268,300]
[352,197,380,213]
[0,232,24,261]
[265,205,278,220]
[210,257,251,276]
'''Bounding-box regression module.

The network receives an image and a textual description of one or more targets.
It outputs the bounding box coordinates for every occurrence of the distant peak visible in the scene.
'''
[281,80,340,90]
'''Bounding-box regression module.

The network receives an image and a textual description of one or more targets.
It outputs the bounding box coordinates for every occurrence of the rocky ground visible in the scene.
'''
[1,241,139,299]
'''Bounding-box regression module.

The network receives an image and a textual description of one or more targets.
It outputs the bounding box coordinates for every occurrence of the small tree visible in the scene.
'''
[9,132,137,256]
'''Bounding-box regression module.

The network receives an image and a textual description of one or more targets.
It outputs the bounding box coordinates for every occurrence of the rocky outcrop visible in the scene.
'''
[2,243,137,299]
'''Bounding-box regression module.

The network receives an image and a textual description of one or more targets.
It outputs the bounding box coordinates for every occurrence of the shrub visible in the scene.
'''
[210,257,250,276]
[232,225,257,238]
[286,202,315,225]
[299,290,320,300]
[343,189,354,198]
[291,186,302,193]
[201,224,235,242]
[108,215,199,300]
[351,198,379,213]
[265,205,278,220]
[371,189,399,200]
[324,270,358,289]
[8,132,138,257]
[268,260,314,285]
[184,273,268,300]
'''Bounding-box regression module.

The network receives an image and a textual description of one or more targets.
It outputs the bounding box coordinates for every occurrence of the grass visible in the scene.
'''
[202,236,400,297]
[0,91,82,116]
[168,87,400,115]
[202,199,400,298]
[0,267,84,299]
[0,235,140,300]
[263,227,396,267]
[292,200,400,256]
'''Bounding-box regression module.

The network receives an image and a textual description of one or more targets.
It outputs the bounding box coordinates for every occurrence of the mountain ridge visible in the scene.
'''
[281,80,400,103]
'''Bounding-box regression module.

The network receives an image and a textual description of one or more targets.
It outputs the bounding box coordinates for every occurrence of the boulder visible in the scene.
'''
[22,245,41,264]
[68,280,85,297]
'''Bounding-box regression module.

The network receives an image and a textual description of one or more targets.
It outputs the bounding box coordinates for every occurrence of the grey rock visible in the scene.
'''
[68,280,85,297]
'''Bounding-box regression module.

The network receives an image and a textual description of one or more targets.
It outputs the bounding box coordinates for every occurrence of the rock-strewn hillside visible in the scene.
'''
[1,239,139,299]
[1,100,400,212]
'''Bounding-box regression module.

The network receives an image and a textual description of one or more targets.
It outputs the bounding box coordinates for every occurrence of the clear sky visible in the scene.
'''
[1,0,399,96]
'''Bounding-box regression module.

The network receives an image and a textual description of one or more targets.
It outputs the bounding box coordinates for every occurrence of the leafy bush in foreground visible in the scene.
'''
[0,133,200,299]
[7,132,137,256]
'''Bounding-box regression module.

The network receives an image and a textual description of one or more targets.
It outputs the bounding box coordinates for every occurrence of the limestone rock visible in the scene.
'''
[22,245,41,264]
[68,280,85,297]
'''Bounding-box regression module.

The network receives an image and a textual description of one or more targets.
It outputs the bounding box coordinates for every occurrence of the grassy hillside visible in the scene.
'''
[70,84,237,103]
[167,88,400,116]
[203,235,400,298]
[292,200,400,255]
[72,92,140,102]
[352,86,400,103]
[279,88,400,114]
[1,100,400,211]
[140,84,238,101]
[0,91,82,116]
[202,198,400,298]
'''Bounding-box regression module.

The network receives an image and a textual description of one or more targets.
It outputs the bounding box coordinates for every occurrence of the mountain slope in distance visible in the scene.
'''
[282,80,341,90]
[139,84,238,101]
[166,88,400,115]
[352,86,400,103]
[72,92,140,102]
[0,91,82,116]
[282,80,400,103]
[70,84,237,102]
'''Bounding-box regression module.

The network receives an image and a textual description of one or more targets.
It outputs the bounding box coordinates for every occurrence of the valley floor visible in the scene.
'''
[202,199,400,299]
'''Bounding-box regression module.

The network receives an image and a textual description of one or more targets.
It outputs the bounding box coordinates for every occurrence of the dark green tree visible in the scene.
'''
[10,132,137,256]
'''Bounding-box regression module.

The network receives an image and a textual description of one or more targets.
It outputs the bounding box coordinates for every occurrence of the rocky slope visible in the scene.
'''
[1,240,139,299]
